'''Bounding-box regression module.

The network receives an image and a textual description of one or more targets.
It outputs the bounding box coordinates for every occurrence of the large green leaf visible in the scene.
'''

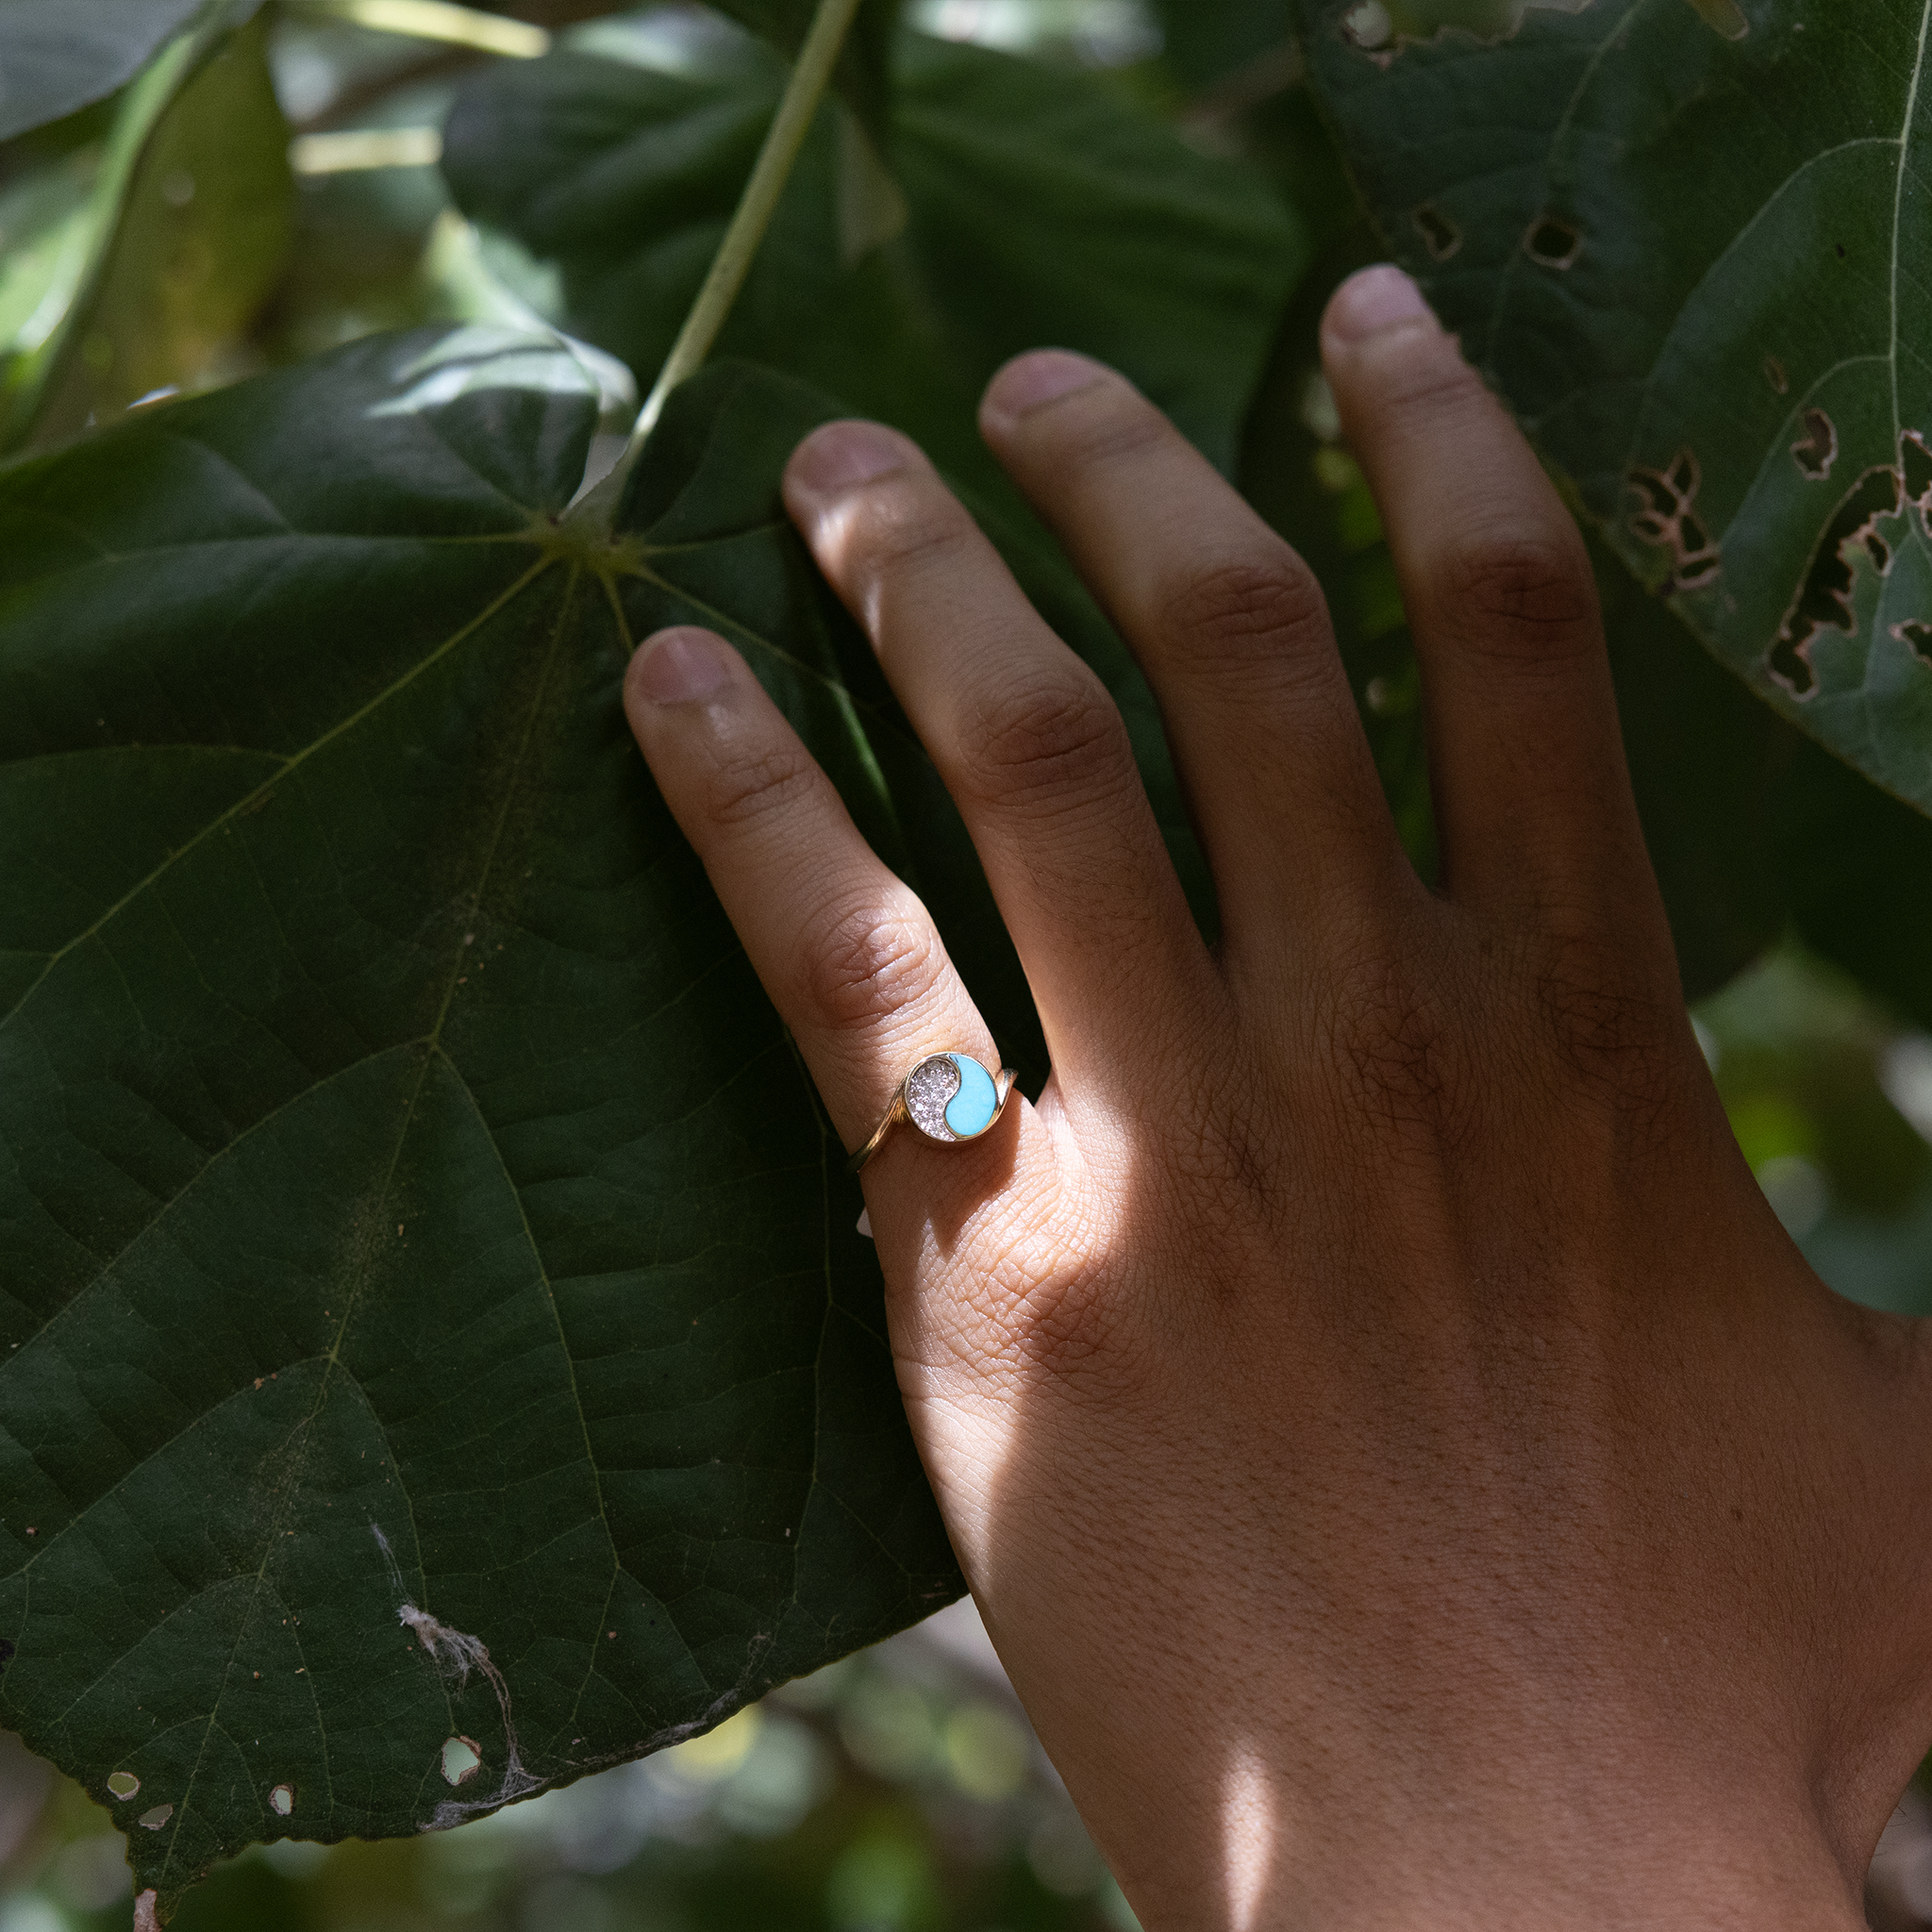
[0,0,226,142]
[441,28,1303,481]
[1296,0,1932,814]
[1,3,286,451]
[1149,0,1291,91]
[23,15,292,448]
[0,325,1206,1915]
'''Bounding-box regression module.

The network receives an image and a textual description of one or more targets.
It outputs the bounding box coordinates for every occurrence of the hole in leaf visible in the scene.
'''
[107,1772,141,1800]
[1764,355,1790,395]
[1524,216,1580,269]
[1625,449,1722,592]
[1299,370,1341,442]
[1791,408,1839,480]
[1339,0,1593,59]
[1771,460,1912,694]
[1894,621,1932,664]
[270,1782,294,1816]
[441,1735,482,1786]
[1341,1,1393,46]
[138,1804,174,1831]
[1903,428,1932,511]
[1412,203,1461,260]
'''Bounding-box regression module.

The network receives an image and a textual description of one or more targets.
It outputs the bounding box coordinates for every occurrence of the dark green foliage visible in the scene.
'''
[1295,0,1932,811]
[1146,0,1291,92]
[0,0,242,141]
[0,337,958,1906]
[441,29,1304,480]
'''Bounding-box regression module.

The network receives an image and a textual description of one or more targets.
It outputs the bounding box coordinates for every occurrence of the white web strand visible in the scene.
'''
[371,1523,541,1824]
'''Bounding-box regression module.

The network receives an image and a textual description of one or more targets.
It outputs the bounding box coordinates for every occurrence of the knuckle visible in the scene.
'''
[1322,940,1469,1152]
[1130,1030,1268,1205]
[981,1245,1128,1387]
[1437,522,1598,659]
[799,899,947,1034]
[834,482,974,588]
[1530,933,1684,1125]
[700,737,822,831]
[1158,549,1332,677]
[1166,1111,1283,1257]
[953,668,1129,807]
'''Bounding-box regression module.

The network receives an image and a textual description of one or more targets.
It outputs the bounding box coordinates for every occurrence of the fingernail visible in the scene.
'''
[982,350,1107,427]
[634,627,729,706]
[788,420,908,500]
[1327,265,1431,341]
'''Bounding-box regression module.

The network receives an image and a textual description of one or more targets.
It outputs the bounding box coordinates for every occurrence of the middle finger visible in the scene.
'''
[976,351,1412,969]
[782,421,1220,1089]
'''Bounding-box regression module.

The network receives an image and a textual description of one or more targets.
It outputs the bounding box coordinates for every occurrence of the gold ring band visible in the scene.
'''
[848,1053,1016,1174]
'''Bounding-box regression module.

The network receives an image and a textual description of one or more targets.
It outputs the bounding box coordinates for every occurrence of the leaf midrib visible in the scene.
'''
[1890,0,1932,431]
[155,563,597,1889]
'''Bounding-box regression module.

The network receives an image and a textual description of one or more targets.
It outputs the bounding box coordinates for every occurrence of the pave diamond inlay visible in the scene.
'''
[904,1055,963,1142]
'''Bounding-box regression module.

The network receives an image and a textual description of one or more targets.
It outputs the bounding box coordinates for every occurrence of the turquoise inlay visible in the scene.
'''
[943,1055,998,1138]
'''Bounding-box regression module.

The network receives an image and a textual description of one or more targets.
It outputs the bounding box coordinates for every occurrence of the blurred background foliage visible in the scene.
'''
[6,0,1932,1921]
[0,1599,1144,1932]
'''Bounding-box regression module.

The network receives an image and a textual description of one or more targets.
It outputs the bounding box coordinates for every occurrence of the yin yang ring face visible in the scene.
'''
[901,1054,1012,1146]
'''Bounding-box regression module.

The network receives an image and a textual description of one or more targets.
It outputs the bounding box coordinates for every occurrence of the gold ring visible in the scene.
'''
[848,1053,1016,1174]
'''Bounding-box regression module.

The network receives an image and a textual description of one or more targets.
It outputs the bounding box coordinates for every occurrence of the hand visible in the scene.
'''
[622,265,1932,1930]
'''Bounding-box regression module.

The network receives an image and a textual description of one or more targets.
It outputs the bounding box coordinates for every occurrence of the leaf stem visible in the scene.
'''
[626,0,866,450]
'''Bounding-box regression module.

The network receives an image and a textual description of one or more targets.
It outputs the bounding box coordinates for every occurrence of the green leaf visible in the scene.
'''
[441,29,1304,480]
[1593,537,1795,998]
[0,0,227,142]
[1148,0,1291,92]
[1296,0,1932,814]
[22,15,292,448]
[0,326,1211,1911]
[1,5,289,451]
[0,331,951,1909]
[0,156,100,422]
[1774,711,1932,1034]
